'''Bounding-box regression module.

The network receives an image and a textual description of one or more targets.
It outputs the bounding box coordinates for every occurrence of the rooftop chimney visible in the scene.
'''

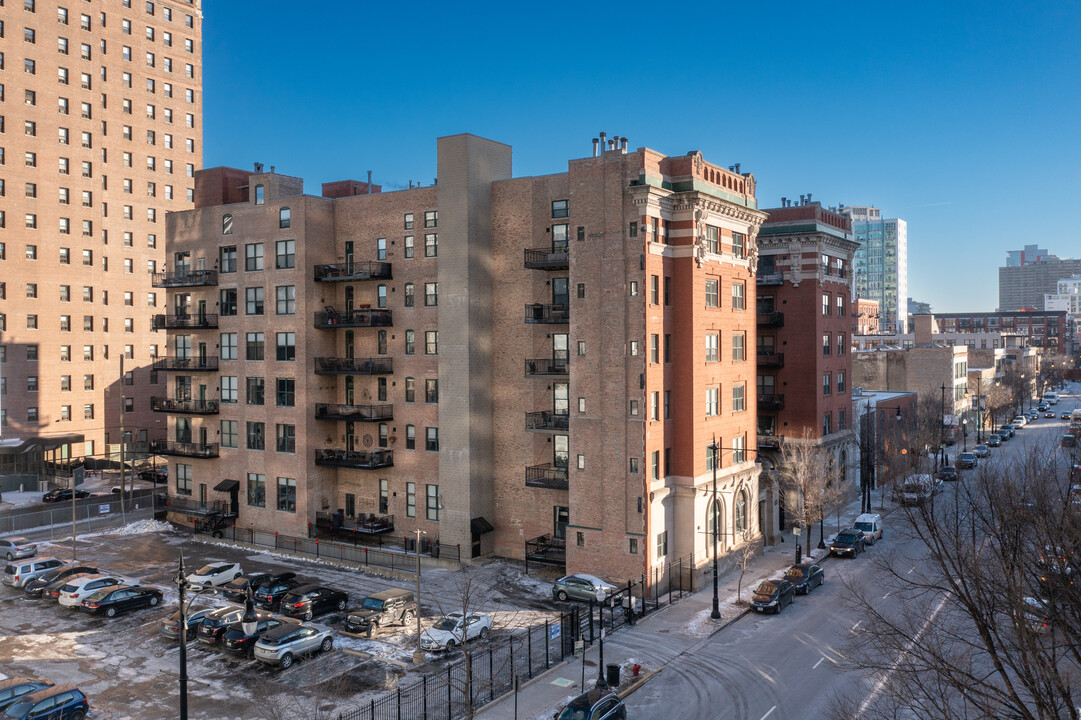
[254,162,264,173]
[592,138,599,157]
[270,165,275,174]
[621,137,628,151]
[367,170,373,195]
[806,192,812,203]
[734,163,741,174]
[599,131,607,152]
[781,197,787,207]
[800,194,806,205]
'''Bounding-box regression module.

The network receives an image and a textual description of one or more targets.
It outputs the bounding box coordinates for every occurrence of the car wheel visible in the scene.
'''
[248,645,256,660]
[71,712,85,720]
[403,610,415,625]
[149,595,159,606]
[280,653,294,669]
[304,610,313,621]
[479,626,490,639]
[5,553,12,561]
[446,638,457,650]
[320,636,333,652]
[212,530,224,539]
[367,621,378,638]
[106,607,117,618]
[556,590,568,601]
[336,599,346,611]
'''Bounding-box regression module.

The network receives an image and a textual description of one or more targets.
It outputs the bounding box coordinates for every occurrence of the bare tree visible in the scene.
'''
[734,532,757,605]
[827,445,1081,719]
[775,430,831,559]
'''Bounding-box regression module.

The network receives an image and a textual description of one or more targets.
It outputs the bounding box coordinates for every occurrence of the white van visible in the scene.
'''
[900,475,936,505]
[1043,392,1059,405]
[854,513,883,544]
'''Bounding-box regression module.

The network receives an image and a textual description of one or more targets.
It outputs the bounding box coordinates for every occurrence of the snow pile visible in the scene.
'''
[111,519,175,535]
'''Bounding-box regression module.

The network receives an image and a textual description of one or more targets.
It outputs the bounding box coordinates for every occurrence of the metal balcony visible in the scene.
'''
[151,269,218,288]
[758,394,785,411]
[314,449,393,470]
[757,435,783,450]
[314,403,393,422]
[757,311,784,328]
[152,356,219,372]
[152,313,218,330]
[525,464,569,490]
[756,352,784,368]
[524,304,569,324]
[524,358,569,377]
[524,244,569,270]
[314,308,392,328]
[151,397,220,414]
[313,261,393,282]
[314,357,393,375]
[756,272,784,286]
[149,440,220,458]
[525,411,569,432]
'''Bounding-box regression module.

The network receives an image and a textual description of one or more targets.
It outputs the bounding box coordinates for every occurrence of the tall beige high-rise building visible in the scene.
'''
[0,0,203,459]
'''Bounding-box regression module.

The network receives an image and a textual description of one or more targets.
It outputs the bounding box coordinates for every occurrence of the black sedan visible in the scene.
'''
[937,466,959,482]
[80,585,162,617]
[23,565,98,598]
[783,564,824,595]
[198,607,273,645]
[254,576,304,611]
[222,571,297,604]
[41,488,91,503]
[278,584,349,620]
[830,529,866,558]
[751,578,796,614]
[221,616,299,658]
[556,688,626,720]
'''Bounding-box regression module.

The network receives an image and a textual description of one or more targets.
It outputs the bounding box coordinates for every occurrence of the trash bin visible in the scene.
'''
[606,663,620,687]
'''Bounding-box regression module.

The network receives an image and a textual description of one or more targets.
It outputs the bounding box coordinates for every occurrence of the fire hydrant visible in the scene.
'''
[632,664,641,677]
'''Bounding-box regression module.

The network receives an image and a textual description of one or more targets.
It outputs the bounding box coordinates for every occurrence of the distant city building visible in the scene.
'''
[998,253,1081,312]
[908,298,931,315]
[856,299,881,335]
[1045,275,1081,353]
[854,310,1073,353]
[840,205,908,334]
[1006,244,1052,267]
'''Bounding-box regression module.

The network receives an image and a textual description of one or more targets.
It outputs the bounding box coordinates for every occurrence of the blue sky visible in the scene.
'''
[203,1,1081,313]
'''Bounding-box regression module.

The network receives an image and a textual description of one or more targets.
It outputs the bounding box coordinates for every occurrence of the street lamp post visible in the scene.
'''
[962,420,968,452]
[412,528,426,665]
[595,588,607,688]
[709,436,721,620]
[940,384,948,469]
[975,375,983,443]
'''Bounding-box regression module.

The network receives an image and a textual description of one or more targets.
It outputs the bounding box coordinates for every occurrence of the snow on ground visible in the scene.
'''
[529,694,578,720]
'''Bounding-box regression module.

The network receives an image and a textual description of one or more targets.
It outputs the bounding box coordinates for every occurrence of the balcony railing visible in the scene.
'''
[163,496,229,516]
[757,435,783,450]
[314,448,393,469]
[756,352,784,368]
[313,261,393,282]
[314,308,393,328]
[149,440,220,458]
[756,272,784,286]
[314,403,393,422]
[525,464,569,490]
[151,269,218,288]
[151,397,220,414]
[524,304,569,324]
[758,394,785,411]
[525,411,569,432]
[314,357,393,375]
[152,356,219,372]
[757,311,784,328]
[152,313,218,330]
[524,358,569,376]
[524,244,569,270]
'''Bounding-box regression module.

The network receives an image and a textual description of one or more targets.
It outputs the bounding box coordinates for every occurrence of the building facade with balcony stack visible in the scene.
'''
[157,133,766,584]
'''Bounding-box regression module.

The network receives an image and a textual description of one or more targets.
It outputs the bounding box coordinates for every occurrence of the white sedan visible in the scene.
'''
[186,562,243,588]
[420,612,492,651]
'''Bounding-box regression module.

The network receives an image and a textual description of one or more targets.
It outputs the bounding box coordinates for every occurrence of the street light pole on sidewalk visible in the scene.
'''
[595,588,607,688]
[709,436,721,620]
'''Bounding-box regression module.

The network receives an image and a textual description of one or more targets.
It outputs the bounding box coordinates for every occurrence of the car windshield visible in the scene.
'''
[433,617,460,631]
[755,581,777,595]
[361,598,385,611]
[784,568,805,580]
[5,700,34,718]
[854,522,871,531]
[837,533,857,542]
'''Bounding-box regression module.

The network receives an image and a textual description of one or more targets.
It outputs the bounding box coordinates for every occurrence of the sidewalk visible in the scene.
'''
[477,498,883,720]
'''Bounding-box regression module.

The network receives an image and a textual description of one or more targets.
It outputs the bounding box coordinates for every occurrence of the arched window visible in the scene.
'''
[706,499,722,552]
[254,184,264,205]
[222,213,232,235]
[279,207,290,229]
[735,489,747,535]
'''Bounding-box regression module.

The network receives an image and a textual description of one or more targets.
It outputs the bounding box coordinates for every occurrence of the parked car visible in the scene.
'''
[254,576,304,611]
[0,679,52,712]
[1046,411,1057,418]
[783,564,824,595]
[997,430,1011,442]
[278,584,348,621]
[986,435,1001,447]
[159,606,217,641]
[221,616,300,659]
[185,562,243,588]
[3,557,65,588]
[1036,546,1075,592]
[23,564,98,598]
[252,622,334,669]
[853,513,884,544]
[221,571,297,604]
[1037,402,1050,412]
[43,573,98,600]
[138,467,168,483]
[555,688,626,720]
[936,465,959,482]
[197,606,272,646]
[900,474,938,505]
[57,574,133,607]
[751,578,796,614]
[830,529,866,558]
[552,573,617,603]
[1012,596,1051,633]
[999,424,1015,438]
[344,588,416,636]
[0,537,37,561]
[973,445,990,458]
[80,585,162,617]
[419,612,493,651]
[1012,416,1027,428]
[41,488,91,503]
[1,685,89,720]
[958,452,978,469]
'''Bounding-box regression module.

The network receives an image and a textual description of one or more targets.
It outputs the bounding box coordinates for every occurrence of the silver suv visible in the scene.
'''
[3,557,65,588]
[253,622,333,668]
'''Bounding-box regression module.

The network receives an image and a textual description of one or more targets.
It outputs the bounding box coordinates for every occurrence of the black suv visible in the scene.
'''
[222,571,296,604]
[278,584,348,621]
[830,529,866,558]
[345,588,417,636]
[254,576,304,611]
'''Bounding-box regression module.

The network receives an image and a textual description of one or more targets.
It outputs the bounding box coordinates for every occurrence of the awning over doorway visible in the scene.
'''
[214,479,240,492]
[470,517,494,535]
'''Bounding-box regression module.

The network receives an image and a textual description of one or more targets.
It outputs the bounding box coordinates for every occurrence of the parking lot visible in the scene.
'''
[0,521,566,719]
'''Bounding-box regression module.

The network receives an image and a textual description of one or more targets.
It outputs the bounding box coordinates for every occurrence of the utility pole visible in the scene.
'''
[710,436,720,620]
[119,356,126,513]
[412,528,425,665]
[939,383,947,469]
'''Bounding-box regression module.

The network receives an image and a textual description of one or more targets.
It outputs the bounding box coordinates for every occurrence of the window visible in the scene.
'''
[656,531,668,558]
[731,231,745,259]
[220,376,237,403]
[175,464,192,496]
[404,212,414,230]
[245,332,264,361]
[837,371,846,393]
[425,379,438,403]
[425,331,438,355]
[246,473,265,506]
[705,278,719,307]
[426,427,439,451]
[276,424,295,453]
[731,282,745,310]
[246,377,265,405]
[404,330,415,355]
[275,285,295,315]
[279,207,291,229]
[650,334,659,363]
[822,293,830,315]
[732,333,745,361]
[706,333,719,362]
[705,225,719,254]
[629,341,638,357]
[837,333,845,356]
[823,413,832,435]
[836,295,845,316]
[650,275,659,304]
[246,421,265,450]
[277,477,296,512]
[406,482,416,518]
[424,234,438,257]
[221,333,238,360]
[404,235,414,258]
[733,384,745,412]
[245,243,263,271]
[219,289,237,316]
[424,282,438,307]
[275,333,295,361]
[822,334,831,356]
[275,239,294,269]
[220,245,236,273]
[254,184,264,204]
[823,373,831,396]
[404,283,414,307]
[405,425,415,450]
[276,378,295,407]
[651,391,659,420]
[377,237,386,261]
[424,210,437,228]
[706,388,718,417]
[404,377,415,402]
[245,287,264,315]
[552,199,569,218]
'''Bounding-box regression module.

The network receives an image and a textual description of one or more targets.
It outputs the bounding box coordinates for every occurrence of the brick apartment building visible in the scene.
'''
[0,0,203,459]
[754,198,859,543]
[158,133,765,582]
